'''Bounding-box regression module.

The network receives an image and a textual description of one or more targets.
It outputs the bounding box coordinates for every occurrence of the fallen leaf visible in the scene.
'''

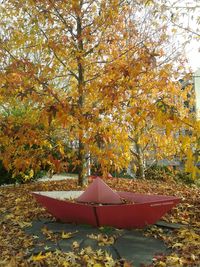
[31,252,51,262]
[72,241,80,250]
[61,230,78,239]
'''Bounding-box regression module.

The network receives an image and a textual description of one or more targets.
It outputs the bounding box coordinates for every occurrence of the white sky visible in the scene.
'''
[170,0,200,71]
[166,0,200,115]
[186,40,200,71]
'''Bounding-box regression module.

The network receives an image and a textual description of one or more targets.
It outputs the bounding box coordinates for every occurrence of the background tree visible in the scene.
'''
[106,1,193,178]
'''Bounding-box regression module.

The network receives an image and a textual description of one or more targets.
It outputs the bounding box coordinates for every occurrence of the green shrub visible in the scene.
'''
[110,169,133,179]
[0,160,46,185]
[145,164,197,186]
[144,165,175,182]
[0,160,13,185]
[175,172,195,186]
[12,169,46,184]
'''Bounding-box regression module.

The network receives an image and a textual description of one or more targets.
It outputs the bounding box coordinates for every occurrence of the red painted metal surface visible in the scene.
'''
[96,192,180,228]
[32,190,180,228]
[32,192,98,226]
[76,177,122,204]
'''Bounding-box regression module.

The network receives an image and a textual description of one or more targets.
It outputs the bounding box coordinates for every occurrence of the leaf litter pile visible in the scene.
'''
[0,178,199,267]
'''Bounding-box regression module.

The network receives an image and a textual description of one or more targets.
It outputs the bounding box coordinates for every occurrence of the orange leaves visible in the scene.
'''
[166,228,200,266]
[0,0,196,184]
[6,72,23,85]
[87,121,131,176]
[0,177,200,265]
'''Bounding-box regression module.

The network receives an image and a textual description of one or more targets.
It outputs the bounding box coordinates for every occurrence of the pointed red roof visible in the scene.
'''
[76,177,122,204]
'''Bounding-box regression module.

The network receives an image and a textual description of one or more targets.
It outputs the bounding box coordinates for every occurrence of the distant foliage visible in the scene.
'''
[144,165,198,186]
[144,165,175,182]
[175,171,196,186]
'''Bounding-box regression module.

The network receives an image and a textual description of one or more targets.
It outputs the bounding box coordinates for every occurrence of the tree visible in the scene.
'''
[105,1,193,178]
[0,0,194,184]
[0,0,135,185]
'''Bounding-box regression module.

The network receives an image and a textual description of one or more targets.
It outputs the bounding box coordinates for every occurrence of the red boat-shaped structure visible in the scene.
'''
[32,177,180,228]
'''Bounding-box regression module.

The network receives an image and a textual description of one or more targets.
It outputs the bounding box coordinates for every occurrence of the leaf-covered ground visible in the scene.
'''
[0,178,199,267]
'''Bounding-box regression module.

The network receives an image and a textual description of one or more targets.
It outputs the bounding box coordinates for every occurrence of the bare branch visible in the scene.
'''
[130,149,139,159]
[69,70,79,80]
[171,18,200,38]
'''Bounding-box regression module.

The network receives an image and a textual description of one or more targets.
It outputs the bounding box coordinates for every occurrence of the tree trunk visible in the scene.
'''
[135,142,145,179]
[76,6,87,186]
[78,139,87,186]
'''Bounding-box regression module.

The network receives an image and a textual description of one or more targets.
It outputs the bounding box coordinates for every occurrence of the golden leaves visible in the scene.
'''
[87,233,116,246]
[31,251,51,262]
[0,178,200,266]
[41,226,55,241]
[172,242,184,249]
[61,231,78,239]
[0,0,195,184]
[18,221,32,229]
[28,247,118,267]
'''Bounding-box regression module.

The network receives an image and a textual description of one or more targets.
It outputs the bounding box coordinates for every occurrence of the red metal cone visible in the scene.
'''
[76,177,122,204]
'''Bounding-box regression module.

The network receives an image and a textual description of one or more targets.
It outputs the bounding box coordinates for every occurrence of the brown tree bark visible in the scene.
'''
[76,4,87,186]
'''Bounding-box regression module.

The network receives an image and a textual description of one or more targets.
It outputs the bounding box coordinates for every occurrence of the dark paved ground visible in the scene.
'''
[25,219,170,267]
